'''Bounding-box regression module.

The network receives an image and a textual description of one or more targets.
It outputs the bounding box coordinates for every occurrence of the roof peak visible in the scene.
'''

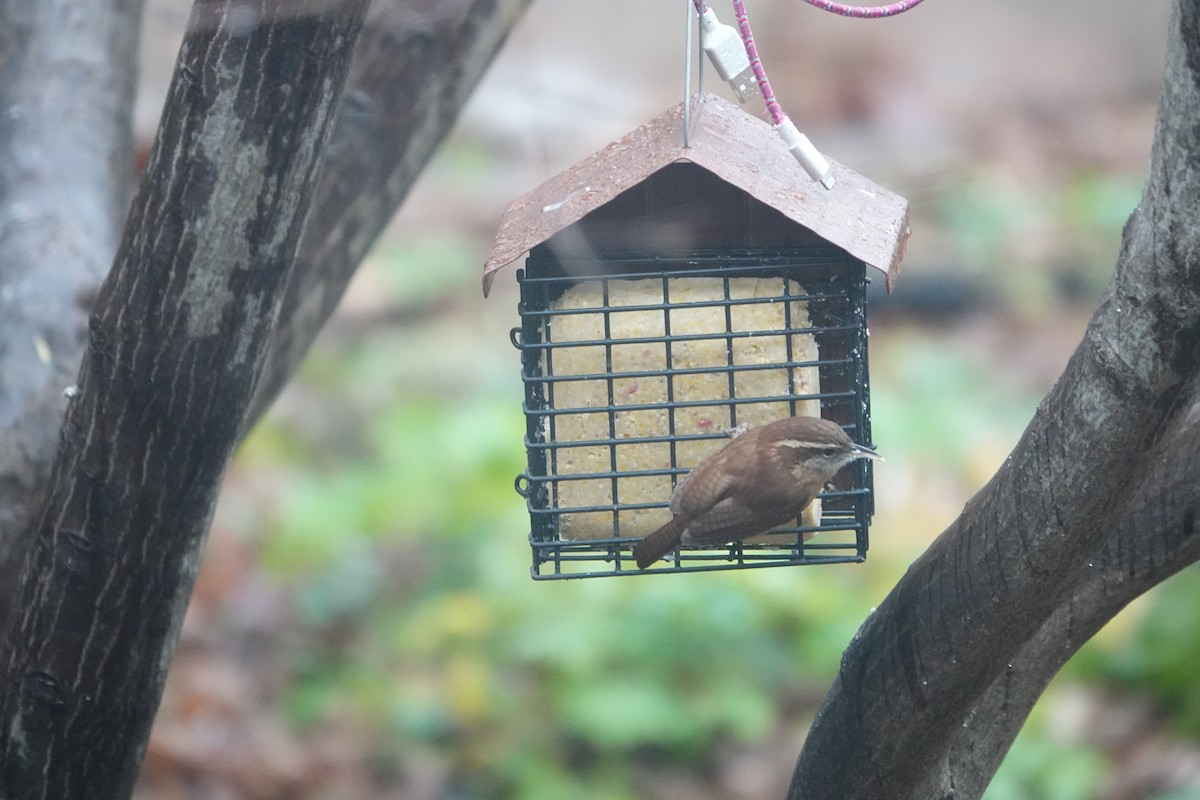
[483,94,909,296]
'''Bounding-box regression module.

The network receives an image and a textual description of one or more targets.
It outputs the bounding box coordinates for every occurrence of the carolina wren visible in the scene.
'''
[631,416,881,569]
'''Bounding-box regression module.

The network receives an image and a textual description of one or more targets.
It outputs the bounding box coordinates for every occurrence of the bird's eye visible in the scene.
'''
[821,447,838,457]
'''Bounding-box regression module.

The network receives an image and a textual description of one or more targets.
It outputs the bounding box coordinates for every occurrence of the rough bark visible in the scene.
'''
[0,0,143,581]
[0,0,533,629]
[0,2,368,797]
[914,393,1200,798]
[245,0,532,426]
[790,1,1200,797]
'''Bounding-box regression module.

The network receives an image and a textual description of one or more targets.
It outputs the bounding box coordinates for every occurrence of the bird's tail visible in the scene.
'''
[632,516,688,570]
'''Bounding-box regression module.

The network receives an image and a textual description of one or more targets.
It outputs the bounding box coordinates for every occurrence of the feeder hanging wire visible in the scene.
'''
[688,0,925,187]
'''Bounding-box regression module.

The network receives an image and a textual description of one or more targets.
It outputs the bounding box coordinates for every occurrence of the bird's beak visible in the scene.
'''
[851,443,883,462]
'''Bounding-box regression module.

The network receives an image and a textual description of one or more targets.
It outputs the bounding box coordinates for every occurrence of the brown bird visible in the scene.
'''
[631,416,881,569]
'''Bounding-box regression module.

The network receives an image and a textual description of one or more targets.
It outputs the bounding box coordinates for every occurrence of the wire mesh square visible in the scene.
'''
[513,248,874,579]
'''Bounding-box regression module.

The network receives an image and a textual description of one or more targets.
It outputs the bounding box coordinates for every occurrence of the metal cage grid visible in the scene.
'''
[513,249,874,579]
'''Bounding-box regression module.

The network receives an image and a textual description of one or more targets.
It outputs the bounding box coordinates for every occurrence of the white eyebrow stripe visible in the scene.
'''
[777,440,838,449]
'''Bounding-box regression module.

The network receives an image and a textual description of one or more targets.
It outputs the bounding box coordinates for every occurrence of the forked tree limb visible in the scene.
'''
[0,0,532,631]
[0,2,368,796]
[246,0,533,426]
[914,393,1200,798]
[790,2,1200,797]
[0,1,534,796]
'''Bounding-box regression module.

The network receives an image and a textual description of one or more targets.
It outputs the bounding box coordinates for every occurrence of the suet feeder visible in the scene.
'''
[483,94,909,579]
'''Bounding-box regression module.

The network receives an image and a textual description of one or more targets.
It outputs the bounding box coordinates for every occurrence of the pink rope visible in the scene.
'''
[731,0,785,125]
[726,0,923,126]
[800,0,925,18]
[696,0,923,127]
[695,1,924,23]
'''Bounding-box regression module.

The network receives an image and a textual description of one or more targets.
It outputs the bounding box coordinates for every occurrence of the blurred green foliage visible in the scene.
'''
[243,380,882,796]
[1071,569,1200,737]
[987,730,1107,800]
[871,330,1040,466]
[939,170,1142,311]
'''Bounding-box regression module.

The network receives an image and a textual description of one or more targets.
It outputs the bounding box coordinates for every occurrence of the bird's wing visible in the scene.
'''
[679,496,763,544]
[669,456,737,517]
[668,430,761,515]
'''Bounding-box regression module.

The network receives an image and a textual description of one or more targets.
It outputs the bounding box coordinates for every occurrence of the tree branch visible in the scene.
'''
[791,1,1200,796]
[0,0,533,633]
[245,0,532,426]
[0,2,368,796]
[915,392,1200,798]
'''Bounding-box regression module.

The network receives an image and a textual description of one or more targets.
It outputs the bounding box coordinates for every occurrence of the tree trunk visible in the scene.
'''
[0,0,143,588]
[789,1,1200,796]
[0,0,533,795]
[0,0,532,637]
[0,2,368,796]
[246,0,533,427]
